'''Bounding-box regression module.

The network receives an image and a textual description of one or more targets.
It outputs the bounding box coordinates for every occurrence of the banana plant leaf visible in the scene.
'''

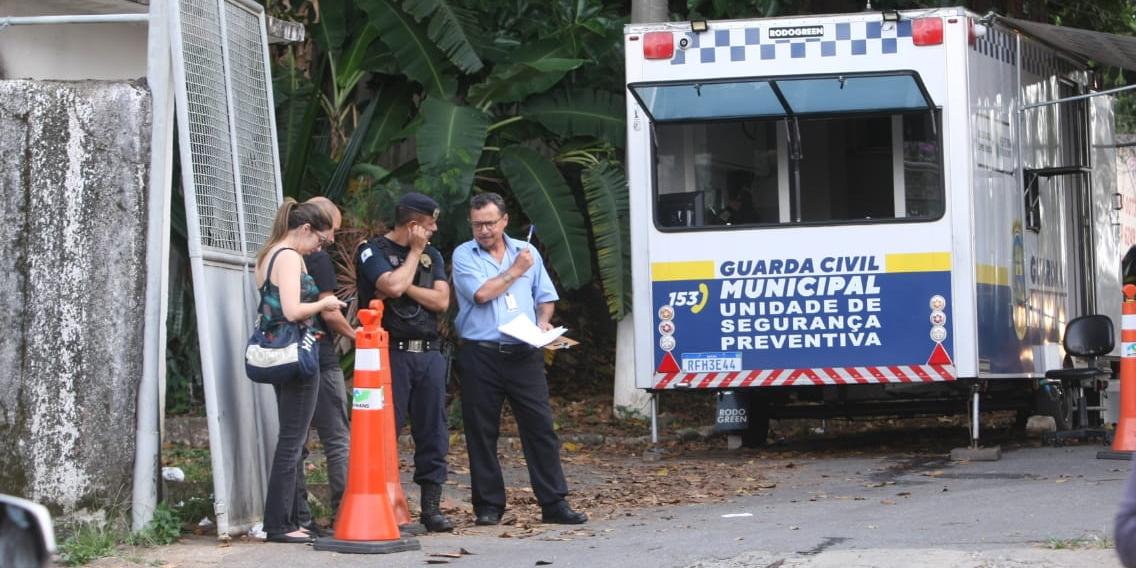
[417,98,488,175]
[334,23,380,98]
[468,36,585,107]
[359,0,457,98]
[361,42,400,74]
[280,59,326,198]
[350,163,391,182]
[498,146,592,290]
[272,52,313,180]
[524,88,626,148]
[362,81,416,158]
[582,161,631,319]
[469,58,586,108]
[312,0,348,53]
[401,0,485,74]
[326,96,380,202]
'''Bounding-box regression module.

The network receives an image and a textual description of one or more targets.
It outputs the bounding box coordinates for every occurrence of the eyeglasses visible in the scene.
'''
[314,229,332,247]
[469,217,504,231]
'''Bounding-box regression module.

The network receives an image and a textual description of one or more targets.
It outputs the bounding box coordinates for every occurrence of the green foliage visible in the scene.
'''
[581,161,631,318]
[59,523,117,566]
[334,24,381,98]
[359,0,457,97]
[402,0,486,73]
[166,192,203,416]
[326,96,380,202]
[58,504,181,565]
[306,495,334,523]
[686,0,787,19]
[174,496,214,528]
[525,88,626,148]
[1047,0,1136,34]
[499,146,593,289]
[130,503,182,547]
[417,98,489,177]
[305,455,329,484]
[468,37,585,108]
[312,0,348,52]
[163,445,213,484]
[362,81,416,157]
[269,0,632,318]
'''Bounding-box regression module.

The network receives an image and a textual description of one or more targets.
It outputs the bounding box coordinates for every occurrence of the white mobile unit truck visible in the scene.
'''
[624,8,1136,446]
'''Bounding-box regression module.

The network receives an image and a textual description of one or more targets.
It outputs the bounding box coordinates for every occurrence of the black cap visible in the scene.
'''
[398,192,439,218]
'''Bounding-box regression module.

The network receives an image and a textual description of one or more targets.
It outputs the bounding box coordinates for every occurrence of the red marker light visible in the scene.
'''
[913,17,944,46]
[644,31,675,59]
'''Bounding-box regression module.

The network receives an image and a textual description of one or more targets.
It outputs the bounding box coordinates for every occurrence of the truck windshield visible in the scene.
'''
[631,73,945,230]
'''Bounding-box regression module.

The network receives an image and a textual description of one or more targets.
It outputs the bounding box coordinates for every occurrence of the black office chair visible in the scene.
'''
[1042,314,1114,445]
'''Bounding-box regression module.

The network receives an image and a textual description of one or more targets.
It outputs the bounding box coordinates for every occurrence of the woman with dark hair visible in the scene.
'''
[254,198,345,543]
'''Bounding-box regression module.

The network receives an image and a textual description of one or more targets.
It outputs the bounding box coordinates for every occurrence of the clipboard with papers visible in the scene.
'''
[497,314,578,350]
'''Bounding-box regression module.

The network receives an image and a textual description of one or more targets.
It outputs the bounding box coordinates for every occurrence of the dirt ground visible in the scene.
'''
[86,393,1049,567]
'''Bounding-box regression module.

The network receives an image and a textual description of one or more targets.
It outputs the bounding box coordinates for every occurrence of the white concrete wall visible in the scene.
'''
[0,0,148,80]
[0,79,150,514]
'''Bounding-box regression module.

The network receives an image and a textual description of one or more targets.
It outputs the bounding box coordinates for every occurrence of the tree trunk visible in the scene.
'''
[613,0,665,420]
[613,316,650,418]
[632,0,668,24]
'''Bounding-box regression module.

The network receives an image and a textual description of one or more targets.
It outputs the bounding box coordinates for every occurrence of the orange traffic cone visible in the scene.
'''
[314,303,420,554]
[371,302,427,536]
[1111,285,1136,454]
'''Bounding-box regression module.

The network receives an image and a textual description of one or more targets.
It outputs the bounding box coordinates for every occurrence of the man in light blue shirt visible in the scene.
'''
[451,192,587,526]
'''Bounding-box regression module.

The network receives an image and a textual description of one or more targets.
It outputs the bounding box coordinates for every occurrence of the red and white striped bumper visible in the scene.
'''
[652,365,957,389]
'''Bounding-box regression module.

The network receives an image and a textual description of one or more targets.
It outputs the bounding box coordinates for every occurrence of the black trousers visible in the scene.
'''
[390,349,449,486]
[297,363,351,524]
[459,343,568,513]
[263,370,319,535]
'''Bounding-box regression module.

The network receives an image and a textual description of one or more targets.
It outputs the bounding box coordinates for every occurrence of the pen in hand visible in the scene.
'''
[526,224,535,247]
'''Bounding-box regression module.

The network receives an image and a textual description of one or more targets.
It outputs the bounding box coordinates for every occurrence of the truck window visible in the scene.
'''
[634,72,944,230]
[652,110,943,229]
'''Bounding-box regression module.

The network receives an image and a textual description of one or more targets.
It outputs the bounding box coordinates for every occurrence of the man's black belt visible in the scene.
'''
[391,339,440,353]
[473,341,533,354]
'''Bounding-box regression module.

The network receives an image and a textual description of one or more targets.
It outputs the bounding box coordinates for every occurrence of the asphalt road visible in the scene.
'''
[95,440,1131,568]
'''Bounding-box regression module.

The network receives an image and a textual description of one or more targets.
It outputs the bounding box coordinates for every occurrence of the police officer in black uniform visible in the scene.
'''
[356,192,453,532]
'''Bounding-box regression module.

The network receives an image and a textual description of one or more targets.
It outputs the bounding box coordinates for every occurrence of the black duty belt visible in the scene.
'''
[391,339,440,353]
[473,341,533,354]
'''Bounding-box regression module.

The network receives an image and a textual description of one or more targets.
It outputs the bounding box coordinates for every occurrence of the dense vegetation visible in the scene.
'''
[166,1,1136,411]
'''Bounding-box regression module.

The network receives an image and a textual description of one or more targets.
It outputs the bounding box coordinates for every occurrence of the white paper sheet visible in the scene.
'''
[498,313,568,348]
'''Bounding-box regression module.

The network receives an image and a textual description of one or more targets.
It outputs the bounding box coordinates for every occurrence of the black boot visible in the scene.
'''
[420,483,454,533]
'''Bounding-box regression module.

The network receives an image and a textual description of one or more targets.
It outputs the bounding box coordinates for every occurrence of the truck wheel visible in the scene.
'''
[1035,382,1073,431]
[741,398,771,448]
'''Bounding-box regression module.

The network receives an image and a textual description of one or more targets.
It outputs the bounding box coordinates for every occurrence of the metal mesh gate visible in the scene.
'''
[169,0,283,537]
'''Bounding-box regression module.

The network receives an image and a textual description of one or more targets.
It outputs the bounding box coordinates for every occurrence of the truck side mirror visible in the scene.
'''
[0,494,56,567]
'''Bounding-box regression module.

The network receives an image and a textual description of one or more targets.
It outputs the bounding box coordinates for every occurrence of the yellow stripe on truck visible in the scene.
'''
[652,261,715,281]
[975,264,1010,286]
[885,252,951,273]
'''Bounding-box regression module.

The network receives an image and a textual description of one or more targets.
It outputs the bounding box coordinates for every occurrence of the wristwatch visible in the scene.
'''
[501,272,514,283]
